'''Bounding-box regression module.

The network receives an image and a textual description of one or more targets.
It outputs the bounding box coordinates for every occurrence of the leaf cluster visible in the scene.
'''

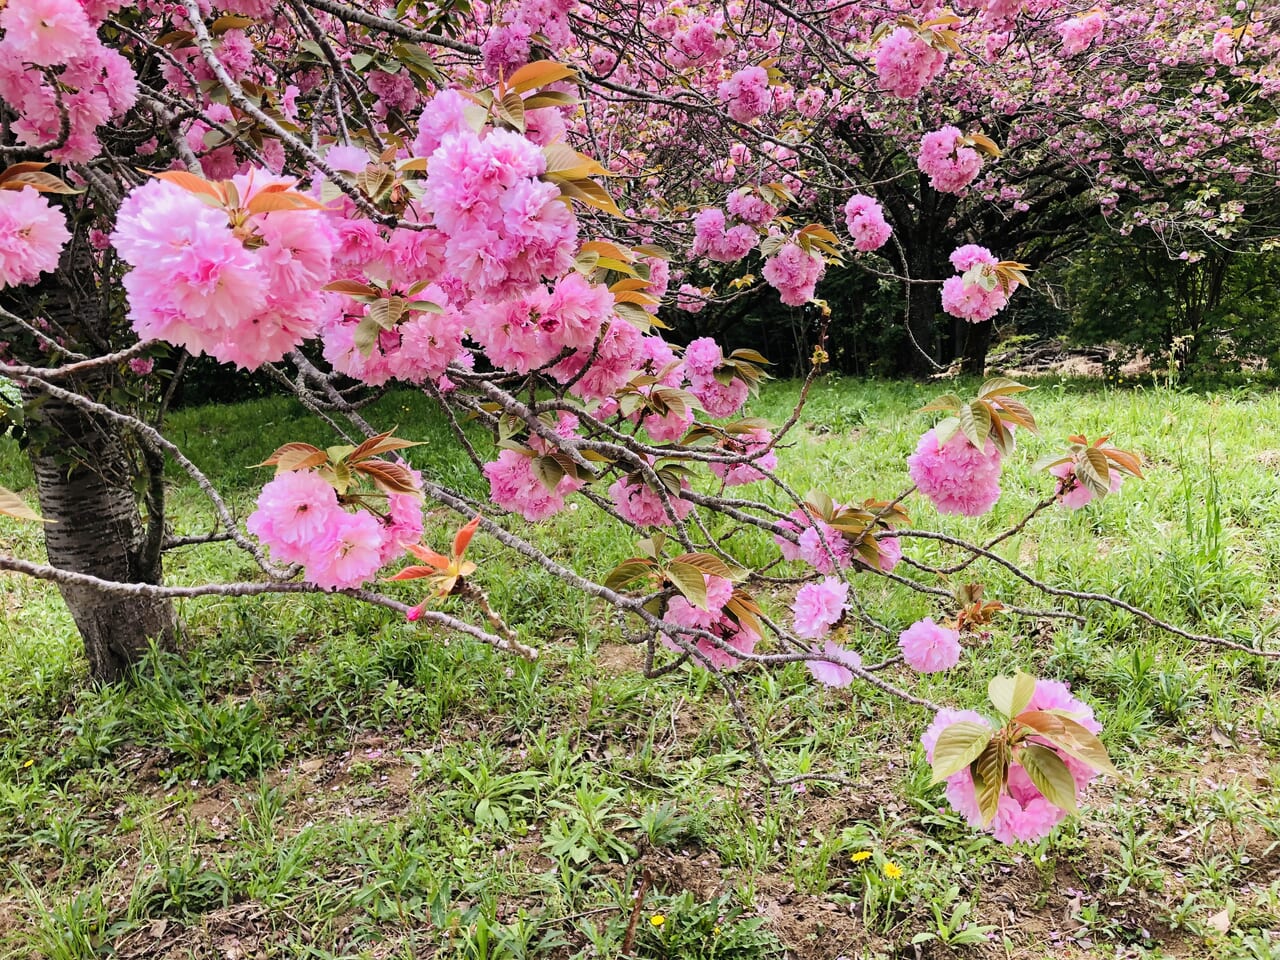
[929,671,1118,826]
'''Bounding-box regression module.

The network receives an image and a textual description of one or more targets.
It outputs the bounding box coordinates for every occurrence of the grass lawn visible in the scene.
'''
[1,375,1279,959]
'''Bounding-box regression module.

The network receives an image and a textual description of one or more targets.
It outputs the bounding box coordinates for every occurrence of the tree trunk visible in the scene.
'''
[960,320,994,376]
[6,238,178,683]
[26,386,177,682]
[896,282,940,377]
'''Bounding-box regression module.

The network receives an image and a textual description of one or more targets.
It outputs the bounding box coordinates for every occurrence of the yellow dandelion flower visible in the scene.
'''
[851,850,872,862]
[650,914,666,928]
[882,860,903,879]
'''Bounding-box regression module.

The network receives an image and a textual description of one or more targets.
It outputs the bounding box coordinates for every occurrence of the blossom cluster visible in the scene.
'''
[660,574,759,670]
[874,26,947,98]
[762,241,825,306]
[690,207,758,263]
[917,126,984,195]
[419,109,578,300]
[843,194,893,252]
[111,174,337,369]
[717,66,773,123]
[907,427,1003,517]
[940,245,1012,323]
[774,506,902,575]
[0,187,69,289]
[922,681,1104,843]
[246,468,423,590]
[0,0,137,162]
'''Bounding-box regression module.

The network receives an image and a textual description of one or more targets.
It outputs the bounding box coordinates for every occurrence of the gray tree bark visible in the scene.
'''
[26,386,176,681]
[7,241,177,682]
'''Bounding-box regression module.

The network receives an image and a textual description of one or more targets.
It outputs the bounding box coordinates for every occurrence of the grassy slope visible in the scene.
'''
[1,377,1279,960]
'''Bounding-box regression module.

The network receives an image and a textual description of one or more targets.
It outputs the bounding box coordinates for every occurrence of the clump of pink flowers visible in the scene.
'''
[791,577,848,639]
[762,241,824,306]
[682,337,749,418]
[917,126,984,194]
[898,616,962,672]
[922,680,1105,844]
[725,187,778,226]
[718,66,773,123]
[940,244,1011,323]
[246,469,422,590]
[484,449,583,521]
[1051,461,1124,509]
[609,469,694,527]
[807,641,861,688]
[0,0,139,162]
[708,426,778,486]
[1059,12,1105,55]
[111,171,336,369]
[421,121,578,300]
[0,187,69,288]
[874,26,947,98]
[661,574,759,670]
[691,208,758,263]
[843,194,892,252]
[907,427,1003,516]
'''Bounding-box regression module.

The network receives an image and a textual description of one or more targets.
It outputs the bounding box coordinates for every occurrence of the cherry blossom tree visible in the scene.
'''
[0,0,1276,842]
[569,0,1279,373]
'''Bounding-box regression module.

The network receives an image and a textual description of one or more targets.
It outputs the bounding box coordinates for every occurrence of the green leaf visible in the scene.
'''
[989,670,1037,719]
[977,377,1030,399]
[638,533,666,560]
[672,552,744,582]
[329,461,352,496]
[1082,448,1112,496]
[0,486,48,523]
[918,393,962,414]
[1032,452,1074,473]
[958,402,992,450]
[530,455,565,492]
[666,560,709,610]
[934,416,961,446]
[603,558,658,592]
[972,740,1007,825]
[804,490,835,522]
[930,721,994,783]
[1017,711,1119,776]
[352,316,382,357]
[1017,744,1078,814]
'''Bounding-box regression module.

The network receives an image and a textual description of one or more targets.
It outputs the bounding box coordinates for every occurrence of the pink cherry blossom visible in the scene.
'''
[806,641,861,687]
[718,65,773,123]
[246,470,344,566]
[843,194,892,252]
[608,470,694,527]
[483,449,582,521]
[708,427,778,485]
[918,126,984,194]
[898,616,962,672]
[874,26,947,98]
[923,681,1103,843]
[1059,13,1105,55]
[762,241,825,306]
[0,186,70,287]
[0,0,92,67]
[1050,460,1124,509]
[306,510,387,590]
[940,245,1011,323]
[661,575,759,671]
[792,577,849,639]
[907,428,1003,517]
